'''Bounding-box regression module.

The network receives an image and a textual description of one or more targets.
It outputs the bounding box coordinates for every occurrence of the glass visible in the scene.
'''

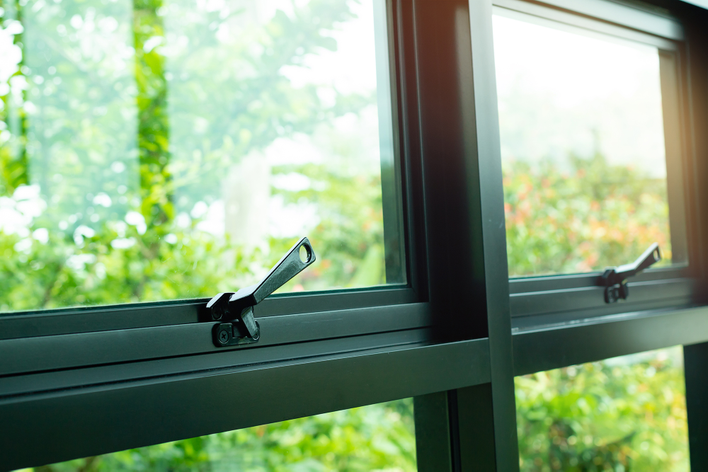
[16,398,416,472]
[0,0,404,313]
[515,346,689,471]
[493,12,680,277]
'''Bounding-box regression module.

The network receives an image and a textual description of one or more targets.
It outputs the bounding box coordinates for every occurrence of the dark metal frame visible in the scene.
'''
[496,0,700,323]
[2,0,708,471]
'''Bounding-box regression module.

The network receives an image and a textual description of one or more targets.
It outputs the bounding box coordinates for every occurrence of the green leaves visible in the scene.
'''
[504,152,671,276]
[516,348,689,471]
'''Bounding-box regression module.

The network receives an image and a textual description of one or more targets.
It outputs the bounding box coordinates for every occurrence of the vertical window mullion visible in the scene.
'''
[407,0,519,469]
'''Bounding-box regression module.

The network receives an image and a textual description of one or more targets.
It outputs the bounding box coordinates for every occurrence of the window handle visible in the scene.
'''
[205,237,316,347]
[601,243,661,304]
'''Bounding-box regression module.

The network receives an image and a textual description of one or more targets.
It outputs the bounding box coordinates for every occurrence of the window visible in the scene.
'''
[3,0,708,470]
[0,0,436,467]
[516,347,689,471]
[491,0,697,323]
[1,0,405,314]
[494,10,684,277]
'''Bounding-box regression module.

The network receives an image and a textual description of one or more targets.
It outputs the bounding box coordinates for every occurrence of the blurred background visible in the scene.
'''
[1,0,689,469]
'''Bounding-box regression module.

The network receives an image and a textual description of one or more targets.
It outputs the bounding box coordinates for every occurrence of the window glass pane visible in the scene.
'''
[493,12,683,277]
[516,346,689,471]
[0,0,404,312]
[16,399,416,471]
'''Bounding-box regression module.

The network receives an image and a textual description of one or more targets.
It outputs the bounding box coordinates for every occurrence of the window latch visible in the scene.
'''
[601,243,661,304]
[205,237,316,347]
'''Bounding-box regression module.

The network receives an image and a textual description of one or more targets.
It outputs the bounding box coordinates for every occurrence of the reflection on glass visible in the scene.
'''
[516,346,689,471]
[20,399,416,471]
[0,0,403,312]
[493,13,675,277]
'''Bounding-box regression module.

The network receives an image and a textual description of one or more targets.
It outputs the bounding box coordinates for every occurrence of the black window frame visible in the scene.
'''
[473,0,708,370]
[0,0,511,467]
[503,2,708,472]
[3,0,708,471]
[494,0,701,326]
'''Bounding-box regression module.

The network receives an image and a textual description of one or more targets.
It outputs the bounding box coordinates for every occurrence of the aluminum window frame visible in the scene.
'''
[502,3,708,472]
[0,0,515,468]
[0,0,427,376]
[492,0,704,324]
[4,0,708,471]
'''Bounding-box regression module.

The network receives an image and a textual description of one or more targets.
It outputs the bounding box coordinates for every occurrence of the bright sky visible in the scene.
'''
[493,12,667,178]
[277,0,380,95]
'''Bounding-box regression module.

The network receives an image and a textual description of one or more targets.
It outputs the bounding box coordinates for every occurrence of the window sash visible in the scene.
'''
[495,0,699,323]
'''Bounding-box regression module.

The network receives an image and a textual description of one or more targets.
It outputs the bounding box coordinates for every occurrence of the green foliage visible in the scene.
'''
[1,0,688,469]
[134,0,172,228]
[506,155,686,471]
[516,348,689,471]
[0,0,387,311]
[3,1,414,469]
[0,0,28,196]
[271,161,385,290]
[504,152,671,276]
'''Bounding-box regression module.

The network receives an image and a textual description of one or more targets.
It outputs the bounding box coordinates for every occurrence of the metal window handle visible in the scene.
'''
[601,243,661,303]
[206,237,316,347]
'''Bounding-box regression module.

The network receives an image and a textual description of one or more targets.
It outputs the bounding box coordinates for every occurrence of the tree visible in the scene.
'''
[0,0,389,311]
[516,348,689,471]
[504,151,671,276]
[0,0,687,469]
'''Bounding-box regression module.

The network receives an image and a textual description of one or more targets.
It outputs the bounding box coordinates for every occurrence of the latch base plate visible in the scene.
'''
[213,321,261,347]
[604,280,629,304]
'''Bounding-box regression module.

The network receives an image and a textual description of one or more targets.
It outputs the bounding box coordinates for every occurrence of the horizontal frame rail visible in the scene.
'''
[494,0,684,40]
[0,286,417,341]
[0,303,431,376]
[0,328,430,398]
[510,277,696,320]
[509,266,689,293]
[0,338,490,471]
[513,305,708,375]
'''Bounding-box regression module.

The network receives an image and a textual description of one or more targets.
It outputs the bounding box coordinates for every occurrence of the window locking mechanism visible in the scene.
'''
[600,243,661,304]
[204,237,316,347]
